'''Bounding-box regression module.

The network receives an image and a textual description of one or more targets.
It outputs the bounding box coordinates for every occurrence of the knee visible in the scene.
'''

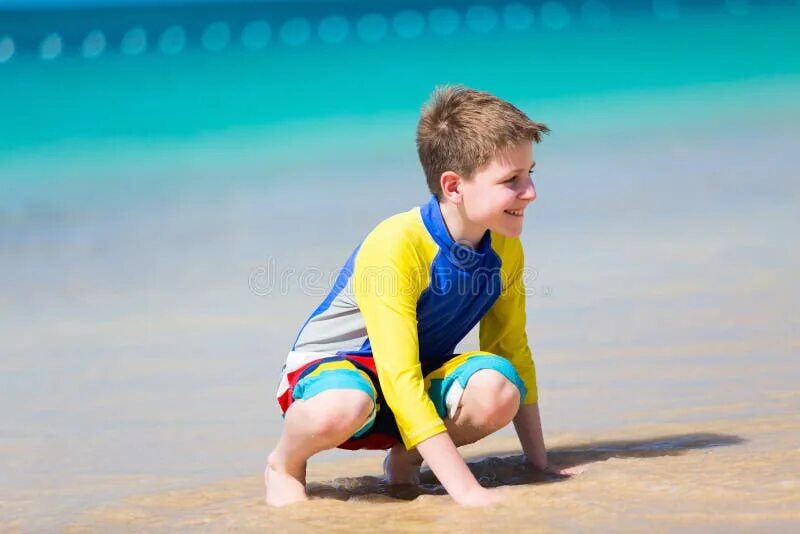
[464,370,520,431]
[309,390,374,438]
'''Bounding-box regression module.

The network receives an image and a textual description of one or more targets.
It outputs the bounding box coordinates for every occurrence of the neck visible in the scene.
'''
[438,199,486,248]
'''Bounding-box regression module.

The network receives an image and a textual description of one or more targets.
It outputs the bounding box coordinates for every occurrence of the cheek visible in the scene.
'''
[490,189,518,211]
[462,188,487,213]
[463,187,515,221]
[465,196,498,221]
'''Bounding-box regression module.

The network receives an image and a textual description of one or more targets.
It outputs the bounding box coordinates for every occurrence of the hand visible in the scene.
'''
[453,486,505,507]
[551,464,590,476]
[536,464,589,479]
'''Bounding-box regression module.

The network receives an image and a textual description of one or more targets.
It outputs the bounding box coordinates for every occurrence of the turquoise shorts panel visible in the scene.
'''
[292,366,377,438]
[427,354,527,419]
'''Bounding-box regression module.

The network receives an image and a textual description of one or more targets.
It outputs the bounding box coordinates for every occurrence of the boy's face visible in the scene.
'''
[459,142,536,239]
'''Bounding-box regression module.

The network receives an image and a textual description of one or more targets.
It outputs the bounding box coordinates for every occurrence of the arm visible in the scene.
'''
[479,237,538,405]
[353,222,498,504]
[352,226,445,447]
[513,402,548,470]
[515,403,577,476]
[416,433,502,506]
[479,237,547,468]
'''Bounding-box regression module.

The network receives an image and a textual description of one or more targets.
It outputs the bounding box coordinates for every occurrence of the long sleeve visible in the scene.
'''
[479,236,538,404]
[352,220,446,449]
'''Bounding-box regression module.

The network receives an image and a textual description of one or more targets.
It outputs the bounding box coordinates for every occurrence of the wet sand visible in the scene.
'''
[63,406,800,532]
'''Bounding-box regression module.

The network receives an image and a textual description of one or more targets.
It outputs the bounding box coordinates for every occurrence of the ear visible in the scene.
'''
[439,171,463,203]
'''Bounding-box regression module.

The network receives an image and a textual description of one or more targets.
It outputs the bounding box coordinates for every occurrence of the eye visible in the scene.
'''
[504,176,517,184]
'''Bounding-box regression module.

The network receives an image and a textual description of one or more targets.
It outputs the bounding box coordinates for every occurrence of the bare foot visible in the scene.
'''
[383,444,421,485]
[265,453,308,507]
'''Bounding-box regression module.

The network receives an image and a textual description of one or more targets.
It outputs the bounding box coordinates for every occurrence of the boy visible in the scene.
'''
[267,86,556,507]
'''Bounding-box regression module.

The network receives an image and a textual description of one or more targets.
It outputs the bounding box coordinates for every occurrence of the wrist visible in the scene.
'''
[448,476,484,499]
[451,483,490,505]
[416,433,483,499]
[525,453,548,471]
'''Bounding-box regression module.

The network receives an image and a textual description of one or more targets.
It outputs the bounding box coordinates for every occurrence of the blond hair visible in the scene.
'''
[416,86,549,197]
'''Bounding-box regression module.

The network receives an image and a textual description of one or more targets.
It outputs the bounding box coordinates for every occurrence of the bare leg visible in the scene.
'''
[266,389,374,506]
[385,369,520,484]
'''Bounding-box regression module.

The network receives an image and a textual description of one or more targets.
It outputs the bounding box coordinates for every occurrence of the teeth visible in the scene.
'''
[505,209,523,216]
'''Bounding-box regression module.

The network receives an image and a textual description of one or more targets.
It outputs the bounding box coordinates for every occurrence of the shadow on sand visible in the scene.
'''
[306,432,745,502]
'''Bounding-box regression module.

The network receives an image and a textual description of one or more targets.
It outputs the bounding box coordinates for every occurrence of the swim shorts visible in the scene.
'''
[276,351,526,450]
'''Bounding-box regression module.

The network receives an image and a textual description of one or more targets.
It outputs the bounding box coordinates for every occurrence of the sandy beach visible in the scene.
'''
[61,409,800,531]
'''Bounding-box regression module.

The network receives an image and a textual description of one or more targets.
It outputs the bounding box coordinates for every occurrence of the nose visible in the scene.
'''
[519,176,536,202]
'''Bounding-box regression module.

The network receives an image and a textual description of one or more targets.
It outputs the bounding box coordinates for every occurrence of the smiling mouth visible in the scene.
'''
[504,209,524,217]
